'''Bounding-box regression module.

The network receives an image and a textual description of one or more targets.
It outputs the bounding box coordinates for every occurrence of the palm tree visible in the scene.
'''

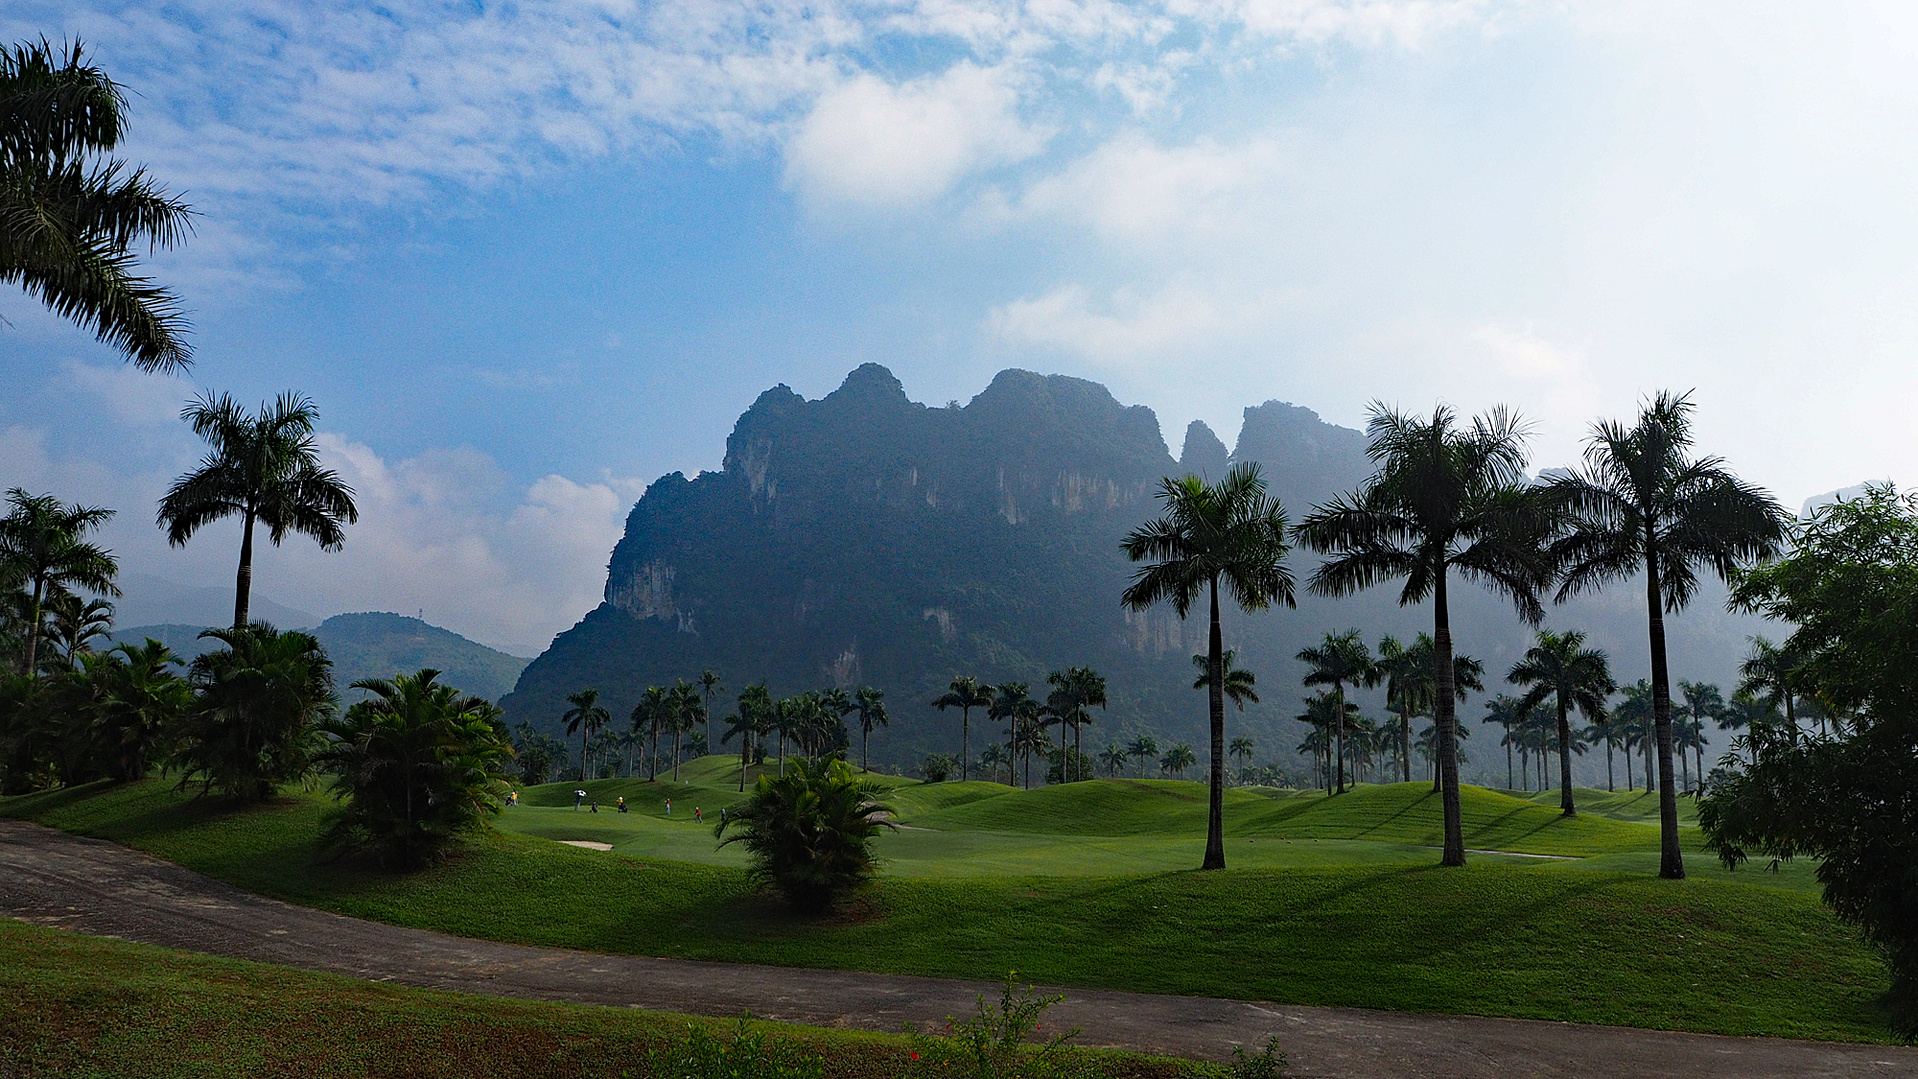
[1299,405,1552,867]
[1737,636,1803,742]
[0,489,119,676]
[158,393,359,630]
[1610,680,1655,791]
[562,688,609,781]
[1298,630,1376,795]
[174,624,333,801]
[978,742,1013,784]
[1228,735,1255,776]
[1192,650,1260,712]
[1484,694,1527,791]
[1677,681,1724,791]
[1122,462,1294,870]
[1098,742,1129,778]
[43,592,114,667]
[1044,667,1107,782]
[851,686,888,773]
[1506,630,1615,817]
[931,676,994,783]
[1,39,194,371]
[715,758,896,915]
[1298,691,1359,793]
[1374,635,1421,783]
[88,637,189,782]
[696,670,723,754]
[1011,711,1049,788]
[724,683,775,791]
[669,680,703,781]
[1716,689,1778,765]
[1549,391,1787,878]
[1160,743,1198,778]
[1125,734,1159,779]
[1585,715,1621,791]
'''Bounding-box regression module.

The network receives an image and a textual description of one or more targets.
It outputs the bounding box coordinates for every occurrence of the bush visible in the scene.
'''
[316,669,515,867]
[648,1018,825,1079]
[921,753,956,783]
[171,624,333,801]
[905,973,1083,1079]
[716,757,896,914]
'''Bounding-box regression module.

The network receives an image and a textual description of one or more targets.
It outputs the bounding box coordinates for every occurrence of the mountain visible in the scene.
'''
[114,612,530,701]
[501,364,1773,783]
[112,572,320,630]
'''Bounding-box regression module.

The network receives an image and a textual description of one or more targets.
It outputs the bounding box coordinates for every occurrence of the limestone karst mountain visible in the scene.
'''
[502,364,1768,778]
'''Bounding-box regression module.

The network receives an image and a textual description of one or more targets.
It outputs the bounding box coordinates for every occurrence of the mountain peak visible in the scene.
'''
[1179,420,1230,480]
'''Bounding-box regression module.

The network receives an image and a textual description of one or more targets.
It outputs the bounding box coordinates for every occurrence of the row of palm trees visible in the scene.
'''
[931,668,1108,786]
[1122,392,1786,877]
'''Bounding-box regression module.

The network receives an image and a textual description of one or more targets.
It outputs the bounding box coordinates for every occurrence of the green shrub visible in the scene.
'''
[922,753,956,783]
[171,624,333,801]
[905,974,1085,1079]
[648,1018,825,1079]
[716,757,895,914]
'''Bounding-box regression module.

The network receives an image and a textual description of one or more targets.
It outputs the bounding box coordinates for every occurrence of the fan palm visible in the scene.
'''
[1299,404,1552,866]
[1549,391,1787,878]
[931,676,994,783]
[1122,462,1294,870]
[158,393,359,630]
[1,39,194,370]
[562,688,609,782]
[0,489,119,676]
[1507,630,1615,816]
[1298,629,1377,795]
[851,686,888,773]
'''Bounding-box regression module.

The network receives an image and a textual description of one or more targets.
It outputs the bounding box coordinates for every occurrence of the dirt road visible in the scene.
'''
[1,820,1911,1078]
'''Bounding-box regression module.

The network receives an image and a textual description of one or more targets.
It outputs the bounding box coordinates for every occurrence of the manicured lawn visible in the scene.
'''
[0,919,1187,1079]
[2,777,1890,1042]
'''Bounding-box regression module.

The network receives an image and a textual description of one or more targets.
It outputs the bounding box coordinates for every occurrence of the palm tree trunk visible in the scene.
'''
[233,507,256,630]
[739,732,749,792]
[1433,569,1465,867]
[1606,739,1614,791]
[1334,682,1347,796]
[1506,728,1514,791]
[21,576,45,676]
[1400,708,1412,784]
[673,729,682,781]
[651,718,661,781]
[862,724,870,773]
[1202,576,1227,870]
[1556,694,1576,816]
[961,706,970,783]
[1644,551,1685,879]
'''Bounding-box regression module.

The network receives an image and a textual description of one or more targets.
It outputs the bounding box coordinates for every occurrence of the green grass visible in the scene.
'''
[2,778,1891,1042]
[0,919,1188,1079]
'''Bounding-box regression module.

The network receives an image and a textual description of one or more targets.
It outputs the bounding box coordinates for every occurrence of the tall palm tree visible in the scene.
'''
[988,682,1039,783]
[1677,680,1724,791]
[1298,691,1359,793]
[669,680,703,781]
[1507,630,1616,817]
[1374,635,1421,783]
[1549,391,1787,878]
[931,676,994,783]
[696,669,723,754]
[1045,666,1107,782]
[1299,405,1552,867]
[158,392,359,630]
[1585,715,1620,791]
[1192,650,1260,711]
[0,489,119,676]
[1125,734,1159,779]
[851,686,888,773]
[1160,743,1198,778]
[1484,694,1526,791]
[1123,462,1294,871]
[562,688,609,781]
[1716,689,1778,765]
[724,683,774,791]
[1098,742,1129,778]
[1298,630,1377,795]
[1228,735,1255,775]
[1737,636,1803,742]
[1,39,194,371]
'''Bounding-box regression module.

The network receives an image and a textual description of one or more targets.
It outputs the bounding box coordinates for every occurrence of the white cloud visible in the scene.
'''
[785,64,1049,209]
[63,361,192,426]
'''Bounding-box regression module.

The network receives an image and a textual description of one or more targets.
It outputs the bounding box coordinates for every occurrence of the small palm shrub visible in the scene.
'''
[317,669,515,867]
[716,757,895,914]
[172,624,333,801]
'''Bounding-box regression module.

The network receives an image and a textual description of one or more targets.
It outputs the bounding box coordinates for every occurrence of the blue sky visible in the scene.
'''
[4,0,1917,654]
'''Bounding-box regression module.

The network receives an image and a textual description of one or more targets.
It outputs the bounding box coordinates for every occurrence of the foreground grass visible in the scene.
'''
[0,919,1189,1079]
[1,780,1890,1042]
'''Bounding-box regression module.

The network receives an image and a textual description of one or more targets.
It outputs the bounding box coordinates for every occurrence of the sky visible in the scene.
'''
[3,0,1916,656]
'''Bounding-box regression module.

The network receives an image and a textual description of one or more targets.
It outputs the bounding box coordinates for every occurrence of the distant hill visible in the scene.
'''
[501,364,1773,783]
[114,612,530,702]
[113,572,319,630]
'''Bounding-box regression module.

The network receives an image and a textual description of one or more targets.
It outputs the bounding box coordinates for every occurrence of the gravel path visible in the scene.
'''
[1,819,1912,1078]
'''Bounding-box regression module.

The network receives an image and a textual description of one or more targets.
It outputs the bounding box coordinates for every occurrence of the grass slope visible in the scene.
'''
[0,920,1187,1079]
[1,780,1887,1042]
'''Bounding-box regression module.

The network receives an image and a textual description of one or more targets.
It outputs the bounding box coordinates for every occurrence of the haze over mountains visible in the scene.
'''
[503,365,1773,782]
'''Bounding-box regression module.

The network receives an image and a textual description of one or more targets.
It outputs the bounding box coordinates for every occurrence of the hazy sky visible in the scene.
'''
[3,0,1915,654]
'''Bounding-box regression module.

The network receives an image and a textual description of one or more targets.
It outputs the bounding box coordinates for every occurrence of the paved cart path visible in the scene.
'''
[1,820,1912,1079]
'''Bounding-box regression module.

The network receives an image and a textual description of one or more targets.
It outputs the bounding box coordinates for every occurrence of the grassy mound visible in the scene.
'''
[1,780,1889,1041]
